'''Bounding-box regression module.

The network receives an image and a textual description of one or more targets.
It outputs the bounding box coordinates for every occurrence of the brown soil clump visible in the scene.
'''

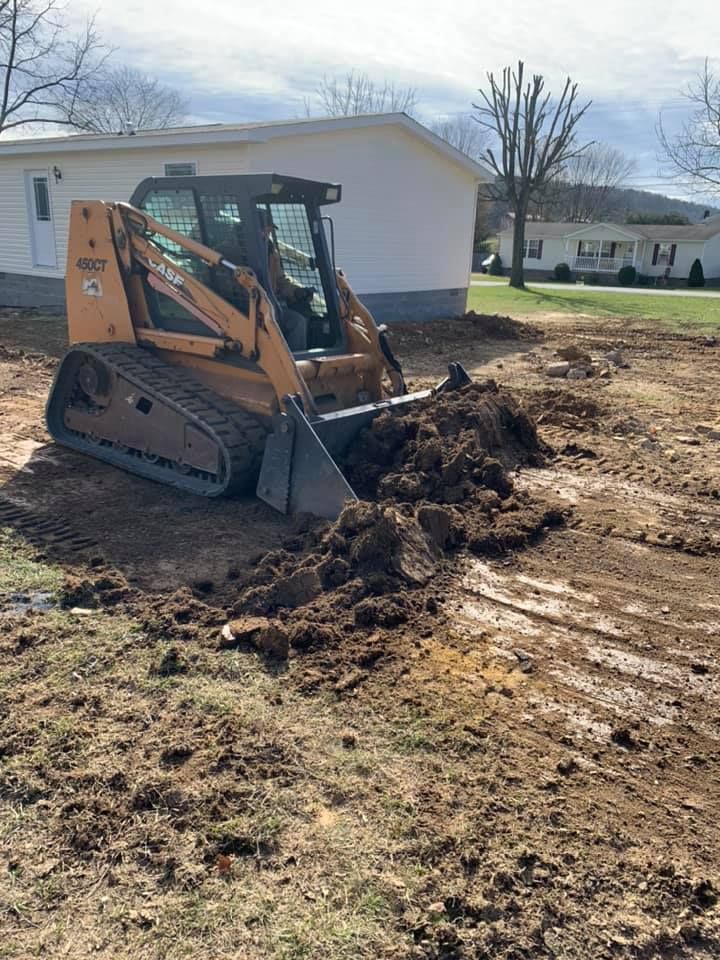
[460,310,544,340]
[527,386,606,430]
[344,381,561,554]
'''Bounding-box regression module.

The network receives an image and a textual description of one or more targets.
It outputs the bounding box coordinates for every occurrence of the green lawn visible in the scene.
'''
[467,283,720,330]
[470,272,509,283]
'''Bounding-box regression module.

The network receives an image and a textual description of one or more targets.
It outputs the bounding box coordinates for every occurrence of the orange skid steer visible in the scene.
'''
[46,173,470,519]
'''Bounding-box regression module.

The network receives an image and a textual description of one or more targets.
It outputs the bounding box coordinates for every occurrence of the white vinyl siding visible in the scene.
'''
[247,126,477,294]
[642,241,704,277]
[0,143,252,277]
[0,125,478,299]
[702,233,720,279]
[498,233,562,271]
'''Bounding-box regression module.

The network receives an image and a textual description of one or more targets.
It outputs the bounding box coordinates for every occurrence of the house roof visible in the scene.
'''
[500,218,720,242]
[0,113,491,180]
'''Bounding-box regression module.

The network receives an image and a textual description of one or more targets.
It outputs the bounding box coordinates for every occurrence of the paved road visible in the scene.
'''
[471,280,720,298]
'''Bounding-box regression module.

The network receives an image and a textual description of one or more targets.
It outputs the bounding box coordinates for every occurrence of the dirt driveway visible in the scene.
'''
[1,309,719,959]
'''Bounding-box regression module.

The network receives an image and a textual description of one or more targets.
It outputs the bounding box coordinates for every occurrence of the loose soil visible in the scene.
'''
[1,310,720,959]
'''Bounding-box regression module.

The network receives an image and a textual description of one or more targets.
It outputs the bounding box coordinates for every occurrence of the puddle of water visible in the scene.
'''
[1,590,56,615]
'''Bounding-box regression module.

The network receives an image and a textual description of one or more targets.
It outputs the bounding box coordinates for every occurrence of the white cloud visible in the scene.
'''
[71,0,719,110]
[62,0,720,199]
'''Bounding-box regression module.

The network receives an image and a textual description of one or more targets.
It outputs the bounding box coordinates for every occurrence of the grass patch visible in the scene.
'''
[467,283,720,329]
[470,272,508,284]
[0,528,64,595]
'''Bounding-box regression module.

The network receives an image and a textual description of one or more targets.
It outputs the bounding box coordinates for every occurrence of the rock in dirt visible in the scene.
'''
[567,367,588,380]
[221,616,289,659]
[546,361,570,378]
[604,348,629,368]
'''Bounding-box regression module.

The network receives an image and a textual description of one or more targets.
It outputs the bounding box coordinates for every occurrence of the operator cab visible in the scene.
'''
[130,173,344,356]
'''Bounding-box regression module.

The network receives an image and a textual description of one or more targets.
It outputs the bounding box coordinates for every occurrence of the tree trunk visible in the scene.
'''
[510,209,527,289]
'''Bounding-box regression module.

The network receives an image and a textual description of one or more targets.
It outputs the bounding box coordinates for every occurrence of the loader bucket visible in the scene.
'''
[256,362,472,520]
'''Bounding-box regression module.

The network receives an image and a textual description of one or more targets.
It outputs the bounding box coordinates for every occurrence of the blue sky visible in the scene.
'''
[67,0,719,202]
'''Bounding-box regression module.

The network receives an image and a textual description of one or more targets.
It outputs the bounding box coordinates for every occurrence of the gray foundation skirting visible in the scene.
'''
[0,272,468,323]
[358,287,468,322]
[0,272,65,311]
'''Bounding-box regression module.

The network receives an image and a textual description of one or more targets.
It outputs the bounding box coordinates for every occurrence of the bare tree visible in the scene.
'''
[0,0,103,135]
[309,71,418,117]
[658,59,720,195]
[430,113,487,159]
[473,61,592,288]
[534,143,636,222]
[68,65,188,133]
[559,144,636,220]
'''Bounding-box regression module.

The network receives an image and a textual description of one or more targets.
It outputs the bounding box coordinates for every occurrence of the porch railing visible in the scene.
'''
[570,256,634,273]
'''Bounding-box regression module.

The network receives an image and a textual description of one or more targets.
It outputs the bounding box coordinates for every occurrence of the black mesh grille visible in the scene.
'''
[140,188,209,283]
[264,202,327,317]
[200,195,248,266]
[142,189,201,246]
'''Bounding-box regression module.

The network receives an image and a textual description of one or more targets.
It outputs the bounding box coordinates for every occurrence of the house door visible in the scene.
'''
[25,171,56,268]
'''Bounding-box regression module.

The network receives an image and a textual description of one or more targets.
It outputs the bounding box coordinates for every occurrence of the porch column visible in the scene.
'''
[597,247,601,271]
[632,242,637,268]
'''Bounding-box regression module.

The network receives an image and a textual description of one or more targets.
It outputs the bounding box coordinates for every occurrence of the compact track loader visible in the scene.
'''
[46,173,470,519]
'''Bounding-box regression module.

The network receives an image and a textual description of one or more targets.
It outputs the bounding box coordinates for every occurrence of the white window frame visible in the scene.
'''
[163,161,198,177]
[523,238,540,259]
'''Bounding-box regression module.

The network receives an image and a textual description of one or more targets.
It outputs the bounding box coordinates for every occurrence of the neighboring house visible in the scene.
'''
[498,219,720,283]
[0,114,489,320]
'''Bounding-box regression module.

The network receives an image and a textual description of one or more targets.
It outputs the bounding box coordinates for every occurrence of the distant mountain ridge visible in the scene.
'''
[481,187,720,245]
[606,187,720,223]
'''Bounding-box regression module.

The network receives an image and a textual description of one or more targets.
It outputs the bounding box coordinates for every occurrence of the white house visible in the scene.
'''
[498,219,720,283]
[0,114,489,320]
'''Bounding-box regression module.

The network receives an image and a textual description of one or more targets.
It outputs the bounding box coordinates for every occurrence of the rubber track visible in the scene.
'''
[47,343,267,496]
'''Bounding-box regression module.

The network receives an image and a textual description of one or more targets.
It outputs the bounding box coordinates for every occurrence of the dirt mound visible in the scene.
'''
[223,383,565,661]
[527,386,607,430]
[460,310,544,340]
[345,380,545,501]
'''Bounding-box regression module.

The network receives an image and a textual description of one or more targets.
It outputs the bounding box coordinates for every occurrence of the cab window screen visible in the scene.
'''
[140,188,209,284]
[264,202,328,318]
[200,195,248,265]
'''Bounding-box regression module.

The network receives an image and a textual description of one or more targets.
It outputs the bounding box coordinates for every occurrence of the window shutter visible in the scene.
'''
[577,241,582,256]
[669,244,677,266]
[537,239,543,260]
[610,242,616,258]
[652,244,659,265]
